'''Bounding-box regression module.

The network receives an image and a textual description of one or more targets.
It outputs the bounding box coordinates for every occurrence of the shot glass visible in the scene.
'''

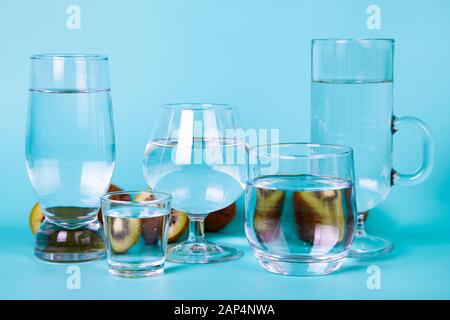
[101,191,172,278]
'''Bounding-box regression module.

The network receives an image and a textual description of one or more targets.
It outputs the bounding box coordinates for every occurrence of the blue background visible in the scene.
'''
[1,0,449,299]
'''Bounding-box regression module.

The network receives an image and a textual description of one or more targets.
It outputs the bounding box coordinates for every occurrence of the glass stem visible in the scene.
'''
[188,217,206,243]
[356,211,368,235]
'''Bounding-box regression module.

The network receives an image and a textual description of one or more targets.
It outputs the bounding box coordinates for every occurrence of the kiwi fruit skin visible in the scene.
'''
[134,191,189,244]
[141,216,164,245]
[140,210,188,244]
[98,184,131,224]
[107,217,141,254]
[135,192,166,244]
[205,203,237,232]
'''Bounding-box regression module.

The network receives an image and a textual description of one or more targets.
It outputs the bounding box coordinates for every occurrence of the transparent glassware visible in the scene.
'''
[246,143,357,276]
[143,103,247,263]
[25,54,115,262]
[101,191,172,278]
[311,39,434,258]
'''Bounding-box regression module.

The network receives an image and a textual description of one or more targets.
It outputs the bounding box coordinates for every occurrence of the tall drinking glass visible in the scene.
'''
[143,103,247,263]
[26,54,115,262]
[311,39,434,258]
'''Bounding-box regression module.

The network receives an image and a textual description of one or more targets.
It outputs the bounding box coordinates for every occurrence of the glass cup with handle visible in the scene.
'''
[26,54,115,262]
[311,39,434,258]
[143,103,247,263]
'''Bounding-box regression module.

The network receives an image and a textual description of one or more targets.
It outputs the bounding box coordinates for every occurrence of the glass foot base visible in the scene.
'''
[34,218,105,263]
[254,249,345,276]
[348,231,394,258]
[167,240,243,264]
[108,261,164,278]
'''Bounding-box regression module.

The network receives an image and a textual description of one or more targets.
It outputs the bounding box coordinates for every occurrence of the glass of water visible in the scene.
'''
[26,54,115,262]
[101,191,172,278]
[143,103,247,264]
[246,143,357,276]
[311,39,434,258]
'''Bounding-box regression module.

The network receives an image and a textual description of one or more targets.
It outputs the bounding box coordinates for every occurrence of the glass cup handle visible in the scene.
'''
[392,115,434,186]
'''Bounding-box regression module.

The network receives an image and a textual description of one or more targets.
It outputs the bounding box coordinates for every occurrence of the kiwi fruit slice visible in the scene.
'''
[29,203,45,235]
[168,211,188,243]
[134,192,162,244]
[134,192,155,202]
[29,183,127,234]
[134,191,189,244]
[107,217,141,254]
[253,189,285,243]
[293,190,346,244]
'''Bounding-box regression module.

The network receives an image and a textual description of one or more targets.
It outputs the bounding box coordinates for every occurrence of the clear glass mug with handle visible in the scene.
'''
[311,39,434,258]
[26,54,115,262]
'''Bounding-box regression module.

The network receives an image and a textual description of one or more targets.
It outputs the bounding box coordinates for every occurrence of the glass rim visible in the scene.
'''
[101,190,172,206]
[30,53,109,61]
[312,38,395,44]
[161,103,234,111]
[249,142,353,160]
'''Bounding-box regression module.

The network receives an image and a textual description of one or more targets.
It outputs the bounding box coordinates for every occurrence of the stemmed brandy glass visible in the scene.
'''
[26,54,115,262]
[143,103,247,263]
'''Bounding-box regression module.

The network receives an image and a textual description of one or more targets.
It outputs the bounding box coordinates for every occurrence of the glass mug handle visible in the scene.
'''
[392,115,434,186]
